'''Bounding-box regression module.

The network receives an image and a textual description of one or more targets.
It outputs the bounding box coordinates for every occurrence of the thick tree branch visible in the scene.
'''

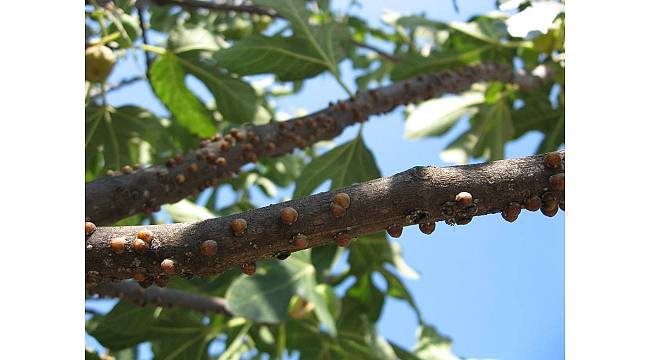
[86,62,514,225]
[85,151,564,284]
[89,280,233,316]
[85,62,551,225]
[150,0,280,18]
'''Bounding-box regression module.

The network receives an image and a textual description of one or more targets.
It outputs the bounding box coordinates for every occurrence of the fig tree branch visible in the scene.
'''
[89,280,233,316]
[85,151,565,285]
[86,62,514,225]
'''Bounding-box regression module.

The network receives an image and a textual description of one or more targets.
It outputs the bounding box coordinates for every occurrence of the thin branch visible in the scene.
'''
[89,280,233,316]
[351,39,401,62]
[89,75,146,99]
[150,0,281,18]
[85,151,565,284]
[86,62,514,225]
[136,5,153,75]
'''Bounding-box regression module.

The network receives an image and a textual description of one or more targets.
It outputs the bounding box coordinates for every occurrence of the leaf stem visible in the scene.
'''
[334,73,354,97]
[85,108,104,148]
[141,44,167,55]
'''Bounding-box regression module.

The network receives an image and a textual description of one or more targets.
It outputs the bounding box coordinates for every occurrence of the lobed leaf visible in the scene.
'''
[150,54,216,137]
[293,135,380,198]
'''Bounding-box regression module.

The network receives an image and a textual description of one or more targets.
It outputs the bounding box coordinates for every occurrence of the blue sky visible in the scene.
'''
[87,1,564,359]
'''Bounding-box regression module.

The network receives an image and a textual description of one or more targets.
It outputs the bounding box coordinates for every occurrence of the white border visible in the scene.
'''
[567,0,650,358]
[0,1,83,358]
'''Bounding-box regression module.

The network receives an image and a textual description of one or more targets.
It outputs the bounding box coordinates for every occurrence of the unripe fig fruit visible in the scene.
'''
[85,45,116,83]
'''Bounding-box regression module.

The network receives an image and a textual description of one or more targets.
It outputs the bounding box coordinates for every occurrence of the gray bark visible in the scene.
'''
[86,151,564,284]
[86,63,513,225]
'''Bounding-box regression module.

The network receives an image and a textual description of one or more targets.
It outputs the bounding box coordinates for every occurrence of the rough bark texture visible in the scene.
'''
[89,280,232,316]
[86,151,564,284]
[86,63,513,225]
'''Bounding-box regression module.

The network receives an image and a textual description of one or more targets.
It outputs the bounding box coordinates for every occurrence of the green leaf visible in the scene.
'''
[262,154,305,188]
[285,320,339,359]
[85,105,165,173]
[440,96,513,163]
[379,269,421,320]
[396,15,446,30]
[215,21,349,82]
[348,232,418,280]
[390,44,492,81]
[215,35,331,81]
[180,59,257,123]
[293,135,380,198]
[253,0,310,26]
[311,245,342,282]
[149,308,214,360]
[389,242,419,280]
[216,322,253,360]
[88,301,158,350]
[388,341,422,360]
[168,26,221,54]
[307,284,337,336]
[413,324,459,360]
[448,18,506,45]
[439,126,481,165]
[150,54,216,137]
[511,91,560,138]
[404,91,484,139]
[85,348,103,360]
[253,0,349,73]
[163,199,217,223]
[483,98,514,160]
[225,251,336,334]
[537,110,564,153]
[149,5,181,33]
[106,12,140,49]
[338,322,397,360]
[111,347,137,360]
[343,274,385,323]
[484,82,504,103]
[348,232,391,276]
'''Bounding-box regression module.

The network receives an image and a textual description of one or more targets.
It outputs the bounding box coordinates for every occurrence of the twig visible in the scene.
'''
[89,75,146,99]
[89,280,233,316]
[136,5,153,75]
[351,39,401,62]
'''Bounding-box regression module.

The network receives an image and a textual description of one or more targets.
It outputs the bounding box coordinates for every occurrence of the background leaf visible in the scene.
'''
[181,59,258,123]
[391,45,492,81]
[168,26,222,54]
[150,54,216,137]
[225,251,336,334]
[163,199,217,223]
[293,135,380,198]
[88,301,158,350]
[404,91,485,139]
[215,35,331,81]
